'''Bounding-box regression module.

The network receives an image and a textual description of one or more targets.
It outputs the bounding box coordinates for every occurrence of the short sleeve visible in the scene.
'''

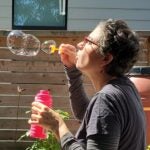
[86,93,121,138]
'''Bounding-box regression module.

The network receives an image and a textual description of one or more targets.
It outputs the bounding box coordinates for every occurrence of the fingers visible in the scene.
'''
[32,102,49,112]
[29,101,64,133]
[59,44,76,55]
[29,102,43,124]
[29,102,48,122]
[29,102,55,122]
[32,101,44,109]
[29,104,50,129]
[28,114,40,124]
[59,44,77,67]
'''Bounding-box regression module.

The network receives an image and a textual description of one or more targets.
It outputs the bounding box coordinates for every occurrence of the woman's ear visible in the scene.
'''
[102,53,113,65]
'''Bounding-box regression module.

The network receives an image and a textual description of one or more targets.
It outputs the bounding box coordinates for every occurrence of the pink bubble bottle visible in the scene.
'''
[29,90,53,139]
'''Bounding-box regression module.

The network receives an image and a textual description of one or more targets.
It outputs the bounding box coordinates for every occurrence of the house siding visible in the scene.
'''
[0,0,150,31]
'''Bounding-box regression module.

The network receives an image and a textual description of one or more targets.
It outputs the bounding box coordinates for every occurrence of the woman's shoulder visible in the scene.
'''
[92,76,133,106]
[99,76,133,95]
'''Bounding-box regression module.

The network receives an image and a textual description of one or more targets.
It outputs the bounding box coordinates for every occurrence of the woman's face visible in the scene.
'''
[76,27,104,74]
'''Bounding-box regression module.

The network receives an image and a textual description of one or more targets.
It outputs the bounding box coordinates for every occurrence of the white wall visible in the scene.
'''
[0,0,12,30]
[68,0,150,31]
[0,0,150,31]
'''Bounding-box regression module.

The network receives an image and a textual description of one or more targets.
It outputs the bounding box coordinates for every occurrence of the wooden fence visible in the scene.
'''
[0,30,150,150]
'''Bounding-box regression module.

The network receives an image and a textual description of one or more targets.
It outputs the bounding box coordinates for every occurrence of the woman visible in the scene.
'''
[29,19,146,149]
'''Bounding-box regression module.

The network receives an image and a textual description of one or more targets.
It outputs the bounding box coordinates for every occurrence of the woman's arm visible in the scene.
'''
[61,133,119,150]
[64,66,90,121]
[59,44,90,121]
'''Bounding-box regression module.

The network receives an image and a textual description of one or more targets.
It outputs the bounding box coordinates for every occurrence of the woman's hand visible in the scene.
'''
[59,44,77,68]
[28,102,69,140]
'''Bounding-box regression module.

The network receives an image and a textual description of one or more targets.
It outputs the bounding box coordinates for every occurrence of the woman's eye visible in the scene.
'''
[84,40,91,45]
[87,41,93,45]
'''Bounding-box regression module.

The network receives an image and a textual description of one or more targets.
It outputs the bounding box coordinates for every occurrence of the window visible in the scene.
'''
[12,0,68,30]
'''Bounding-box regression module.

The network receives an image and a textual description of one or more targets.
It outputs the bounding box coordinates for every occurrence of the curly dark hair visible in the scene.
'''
[97,19,140,76]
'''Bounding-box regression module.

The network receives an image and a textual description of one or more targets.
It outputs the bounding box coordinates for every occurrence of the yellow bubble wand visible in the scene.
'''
[41,40,62,55]
[49,45,60,54]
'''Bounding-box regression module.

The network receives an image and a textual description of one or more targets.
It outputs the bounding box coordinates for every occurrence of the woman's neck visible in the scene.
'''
[87,72,117,92]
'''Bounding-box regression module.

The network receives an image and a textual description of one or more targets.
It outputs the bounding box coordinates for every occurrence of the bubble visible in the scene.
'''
[7,30,40,56]
[7,30,59,56]
[22,34,40,56]
[41,40,58,54]
[7,30,25,56]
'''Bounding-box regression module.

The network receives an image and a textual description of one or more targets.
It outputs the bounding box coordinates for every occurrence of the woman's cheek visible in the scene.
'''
[76,52,90,70]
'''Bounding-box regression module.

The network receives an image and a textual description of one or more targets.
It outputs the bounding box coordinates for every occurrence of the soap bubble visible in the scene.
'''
[7,30,59,56]
[22,34,40,56]
[7,30,40,56]
[7,30,26,56]
[41,40,58,54]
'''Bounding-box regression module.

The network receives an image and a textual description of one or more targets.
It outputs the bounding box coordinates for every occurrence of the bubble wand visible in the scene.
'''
[49,45,59,54]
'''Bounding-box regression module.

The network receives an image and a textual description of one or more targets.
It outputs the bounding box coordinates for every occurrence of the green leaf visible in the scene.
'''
[55,109,70,119]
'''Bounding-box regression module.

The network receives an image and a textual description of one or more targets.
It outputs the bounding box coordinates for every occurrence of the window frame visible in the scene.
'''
[12,0,68,30]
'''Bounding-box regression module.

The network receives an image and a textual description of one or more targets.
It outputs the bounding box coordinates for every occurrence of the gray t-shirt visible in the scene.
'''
[60,67,146,150]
